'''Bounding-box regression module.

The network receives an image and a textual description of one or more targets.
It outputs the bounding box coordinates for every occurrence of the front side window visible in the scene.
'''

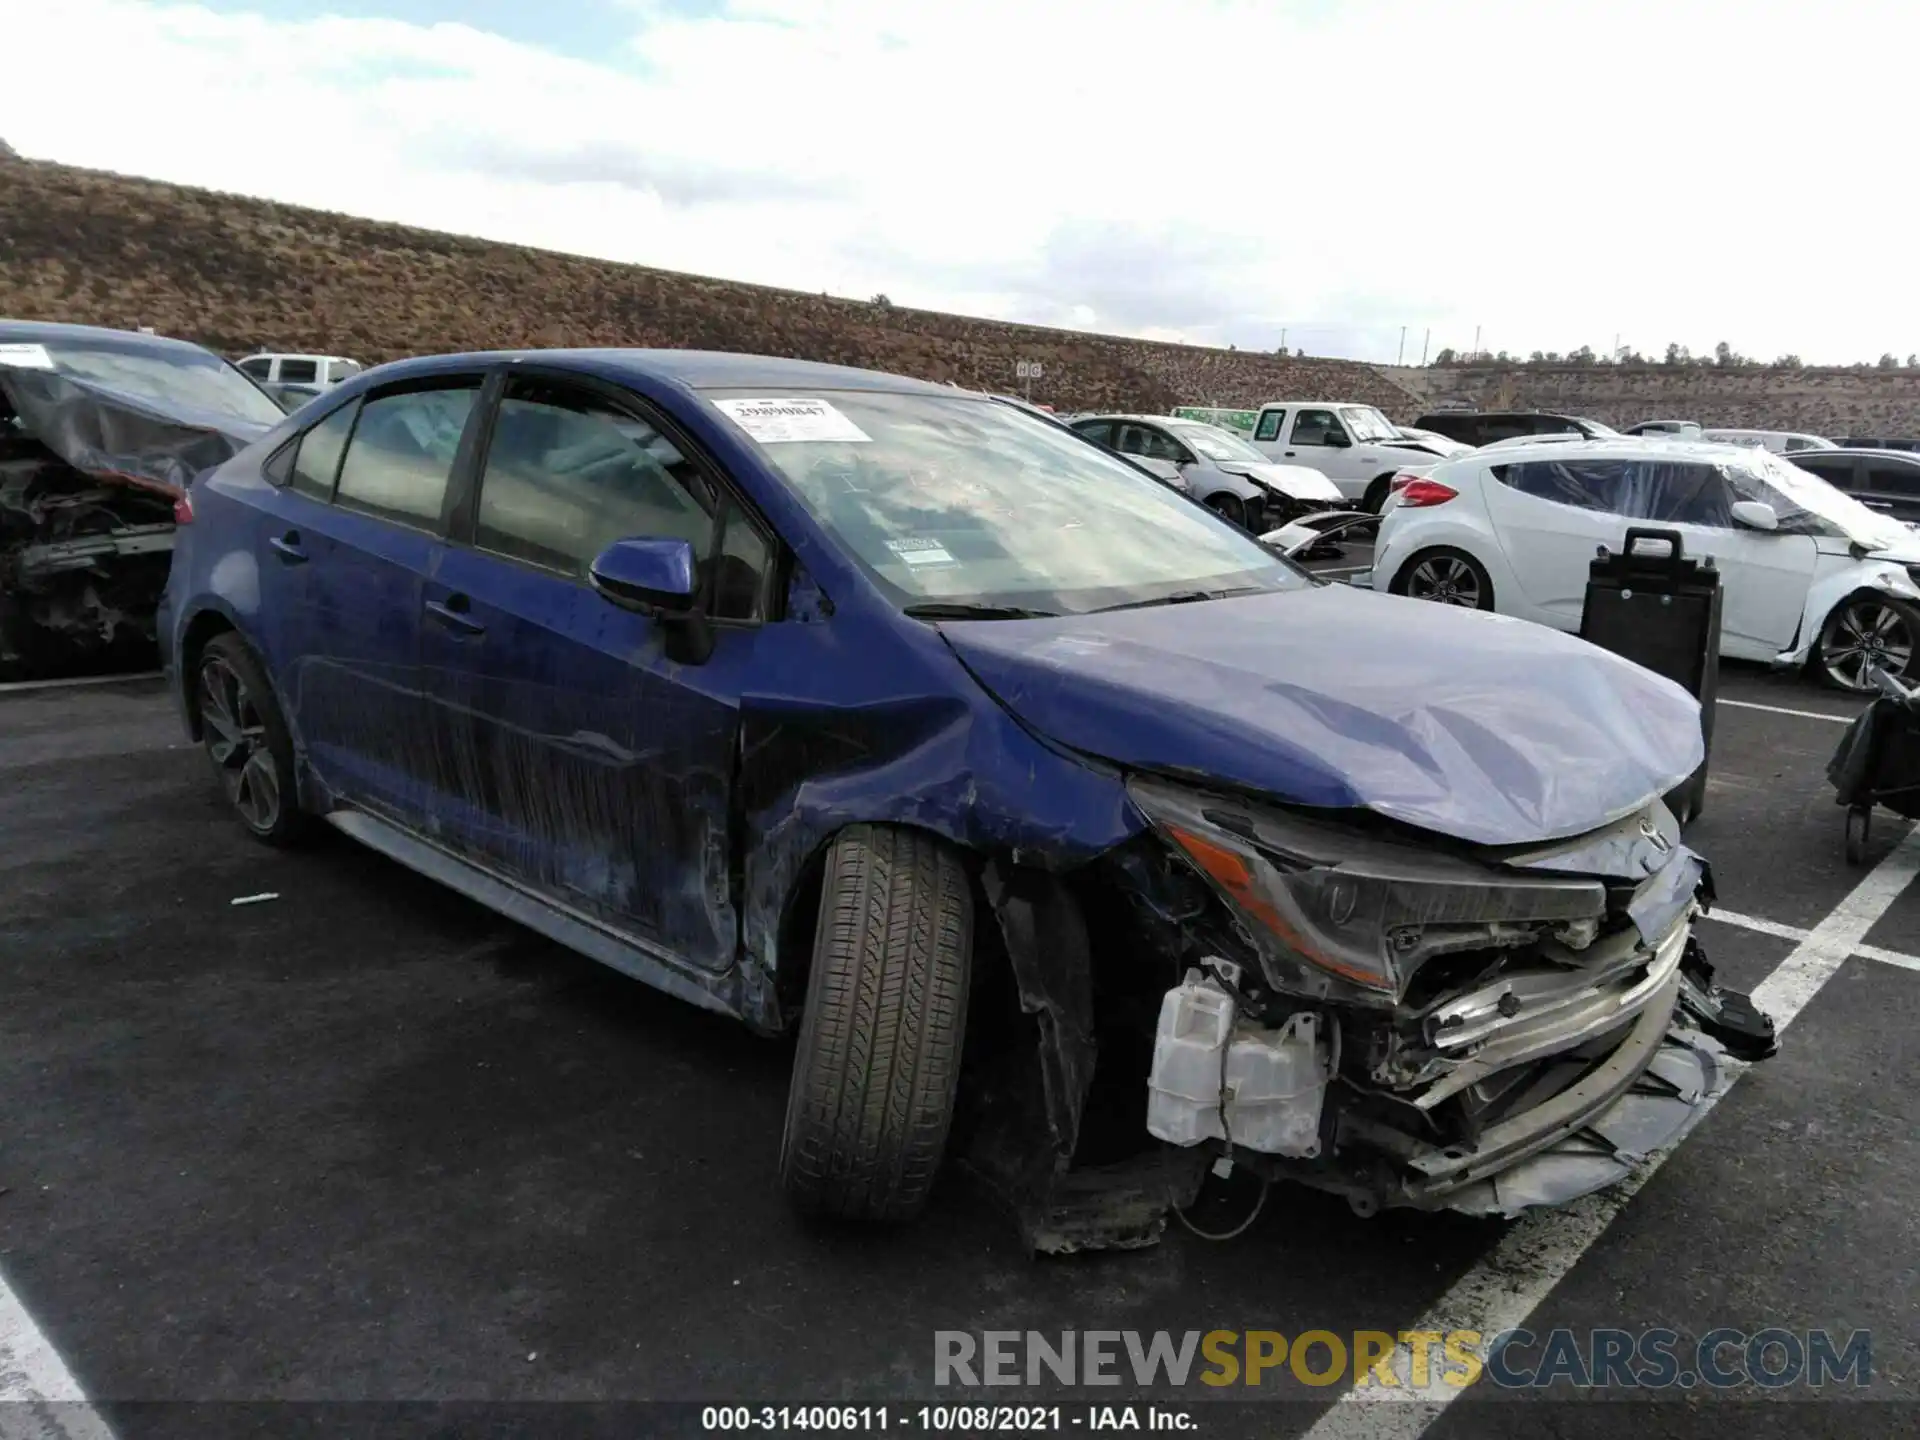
[333,384,478,529]
[239,357,273,380]
[1072,419,1114,447]
[1114,424,1189,464]
[1254,409,1285,442]
[288,400,357,500]
[278,359,319,385]
[1169,423,1267,464]
[709,389,1304,614]
[475,381,767,619]
[1290,409,1347,446]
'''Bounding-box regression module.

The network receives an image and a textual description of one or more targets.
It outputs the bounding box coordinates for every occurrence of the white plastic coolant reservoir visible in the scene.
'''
[1145,970,1328,1158]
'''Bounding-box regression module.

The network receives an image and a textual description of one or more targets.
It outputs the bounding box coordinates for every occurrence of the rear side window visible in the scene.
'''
[1254,409,1285,442]
[278,359,319,384]
[334,384,479,529]
[1493,459,1634,513]
[239,357,272,380]
[1865,461,1920,498]
[473,381,769,620]
[1792,456,1855,490]
[289,401,357,500]
[1072,419,1114,447]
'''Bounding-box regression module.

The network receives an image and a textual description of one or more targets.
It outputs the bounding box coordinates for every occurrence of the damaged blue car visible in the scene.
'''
[160,350,1776,1250]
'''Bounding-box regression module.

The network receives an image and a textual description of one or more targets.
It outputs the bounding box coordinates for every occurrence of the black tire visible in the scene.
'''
[1362,474,1395,513]
[1669,768,1707,827]
[1205,493,1247,529]
[1389,547,1495,611]
[1845,806,1871,867]
[1812,593,1920,692]
[195,632,308,845]
[780,825,974,1222]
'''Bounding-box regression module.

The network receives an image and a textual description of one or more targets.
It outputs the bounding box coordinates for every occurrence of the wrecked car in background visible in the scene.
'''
[0,321,282,677]
[162,350,1775,1251]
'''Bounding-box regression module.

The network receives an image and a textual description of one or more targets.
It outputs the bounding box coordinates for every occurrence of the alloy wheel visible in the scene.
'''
[1823,599,1914,690]
[1405,554,1482,608]
[198,656,281,832]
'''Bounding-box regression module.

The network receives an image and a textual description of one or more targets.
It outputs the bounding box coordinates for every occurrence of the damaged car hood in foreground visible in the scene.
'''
[939,586,1705,847]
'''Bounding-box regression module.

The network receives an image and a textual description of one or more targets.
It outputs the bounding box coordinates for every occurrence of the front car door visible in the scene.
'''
[419,370,777,974]
[1286,407,1366,489]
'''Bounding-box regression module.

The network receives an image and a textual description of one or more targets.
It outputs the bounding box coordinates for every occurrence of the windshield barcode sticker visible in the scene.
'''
[886,538,956,566]
[0,342,56,371]
[713,397,871,444]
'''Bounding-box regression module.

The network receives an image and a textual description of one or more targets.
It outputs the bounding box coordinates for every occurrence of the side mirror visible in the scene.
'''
[1729,500,1780,532]
[590,536,714,663]
[1321,431,1351,448]
[590,536,698,611]
[1132,456,1185,486]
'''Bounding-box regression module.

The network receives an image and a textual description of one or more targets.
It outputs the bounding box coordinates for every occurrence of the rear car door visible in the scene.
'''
[283,376,484,819]
[420,372,777,973]
[1480,456,1639,628]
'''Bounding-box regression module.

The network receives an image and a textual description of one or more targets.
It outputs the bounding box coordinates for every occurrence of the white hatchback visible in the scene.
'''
[1372,437,1920,690]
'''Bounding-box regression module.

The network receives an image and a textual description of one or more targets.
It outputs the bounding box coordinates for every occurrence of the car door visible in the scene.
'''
[1252,406,1289,457]
[1631,458,1818,658]
[419,371,777,973]
[1479,456,1640,628]
[283,376,485,820]
[1285,408,1366,489]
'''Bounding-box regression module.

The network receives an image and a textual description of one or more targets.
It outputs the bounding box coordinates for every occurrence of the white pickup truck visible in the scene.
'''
[1248,401,1454,511]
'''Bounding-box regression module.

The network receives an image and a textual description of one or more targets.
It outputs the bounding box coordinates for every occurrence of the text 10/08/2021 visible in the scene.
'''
[703,1407,1193,1432]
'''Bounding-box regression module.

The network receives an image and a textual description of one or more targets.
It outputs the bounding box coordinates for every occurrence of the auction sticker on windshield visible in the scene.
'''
[714,397,872,444]
[887,538,956,567]
[0,342,56,370]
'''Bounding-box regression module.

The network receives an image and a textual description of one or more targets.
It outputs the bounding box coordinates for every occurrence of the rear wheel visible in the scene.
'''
[1813,593,1920,692]
[780,825,974,1223]
[1390,547,1495,611]
[1362,474,1396,513]
[195,633,307,845]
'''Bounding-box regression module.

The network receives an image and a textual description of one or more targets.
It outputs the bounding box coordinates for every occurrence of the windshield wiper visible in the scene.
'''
[1091,586,1270,613]
[902,601,1060,621]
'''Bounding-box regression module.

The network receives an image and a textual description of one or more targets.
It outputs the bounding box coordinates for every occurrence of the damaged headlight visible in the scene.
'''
[1127,777,1609,1002]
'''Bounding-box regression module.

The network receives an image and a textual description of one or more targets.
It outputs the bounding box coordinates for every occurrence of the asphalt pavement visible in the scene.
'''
[2,662,1917,1439]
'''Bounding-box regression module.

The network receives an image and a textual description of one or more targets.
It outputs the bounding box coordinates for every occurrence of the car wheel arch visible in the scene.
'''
[179,608,241,740]
[1811,584,1920,689]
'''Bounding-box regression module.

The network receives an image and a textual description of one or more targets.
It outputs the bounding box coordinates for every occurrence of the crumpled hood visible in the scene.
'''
[1216,460,1343,501]
[939,587,1704,847]
[0,366,272,496]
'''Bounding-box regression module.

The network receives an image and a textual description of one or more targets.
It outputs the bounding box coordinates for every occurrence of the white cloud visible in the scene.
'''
[2,0,1918,363]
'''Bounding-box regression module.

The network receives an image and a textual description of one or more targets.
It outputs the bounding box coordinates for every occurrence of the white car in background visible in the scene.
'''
[1373,437,1920,690]
[1248,401,1442,511]
[1700,428,1838,455]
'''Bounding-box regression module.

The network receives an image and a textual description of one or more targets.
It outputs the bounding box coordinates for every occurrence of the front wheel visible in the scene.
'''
[1813,593,1920,692]
[1389,547,1495,611]
[1206,493,1247,529]
[780,825,974,1223]
[1362,474,1396,513]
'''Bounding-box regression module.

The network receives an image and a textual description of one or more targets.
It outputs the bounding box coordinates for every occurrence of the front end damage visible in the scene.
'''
[958,777,1775,1251]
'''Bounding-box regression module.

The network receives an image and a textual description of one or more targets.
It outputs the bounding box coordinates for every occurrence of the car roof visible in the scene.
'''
[352,347,961,397]
[1457,435,1770,464]
[1801,447,1920,460]
[0,317,222,362]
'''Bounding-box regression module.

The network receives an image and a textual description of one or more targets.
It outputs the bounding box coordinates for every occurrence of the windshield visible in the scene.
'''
[42,341,286,427]
[1339,406,1400,443]
[1764,451,1910,547]
[710,389,1307,614]
[1168,422,1267,464]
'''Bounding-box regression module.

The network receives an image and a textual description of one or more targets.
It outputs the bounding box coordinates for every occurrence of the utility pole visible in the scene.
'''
[1472,324,1482,360]
[1421,328,1430,365]
[1397,326,1407,365]
[1279,326,1288,353]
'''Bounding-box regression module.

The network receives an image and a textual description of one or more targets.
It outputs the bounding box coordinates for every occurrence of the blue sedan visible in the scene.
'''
[161,349,1767,1241]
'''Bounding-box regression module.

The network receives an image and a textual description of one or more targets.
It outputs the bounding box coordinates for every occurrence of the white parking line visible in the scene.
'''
[0,672,163,697]
[1300,828,1920,1438]
[1718,697,1853,724]
[1708,906,1920,973]
[0,1269,115,1439]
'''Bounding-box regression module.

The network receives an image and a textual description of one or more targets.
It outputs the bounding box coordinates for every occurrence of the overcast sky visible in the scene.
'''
[2,0,1915,365]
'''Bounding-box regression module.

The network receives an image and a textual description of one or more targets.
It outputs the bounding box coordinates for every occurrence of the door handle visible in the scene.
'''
[1283,450,1296,457]
[269,531,307,564]
[425,595,486,636]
